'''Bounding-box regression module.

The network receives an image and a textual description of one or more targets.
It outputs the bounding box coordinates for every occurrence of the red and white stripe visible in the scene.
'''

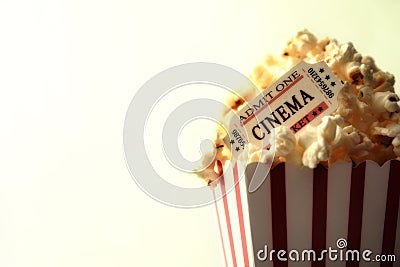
[213,161,254,267]
[213,160,400,267]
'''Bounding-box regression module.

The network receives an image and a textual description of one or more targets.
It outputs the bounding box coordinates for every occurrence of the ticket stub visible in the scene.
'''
[228,61,344,159]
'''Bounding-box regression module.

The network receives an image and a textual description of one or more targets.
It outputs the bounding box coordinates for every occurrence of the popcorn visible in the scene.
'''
[198,30,400,181]
[298,116,337,168]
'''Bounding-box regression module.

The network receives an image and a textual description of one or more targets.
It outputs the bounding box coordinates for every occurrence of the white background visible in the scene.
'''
[1,0,399,266]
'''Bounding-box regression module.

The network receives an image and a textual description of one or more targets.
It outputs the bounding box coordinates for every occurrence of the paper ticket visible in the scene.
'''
[228,61,344,159]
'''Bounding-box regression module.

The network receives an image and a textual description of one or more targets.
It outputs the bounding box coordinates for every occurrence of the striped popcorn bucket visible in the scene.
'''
[212,160,400,267]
